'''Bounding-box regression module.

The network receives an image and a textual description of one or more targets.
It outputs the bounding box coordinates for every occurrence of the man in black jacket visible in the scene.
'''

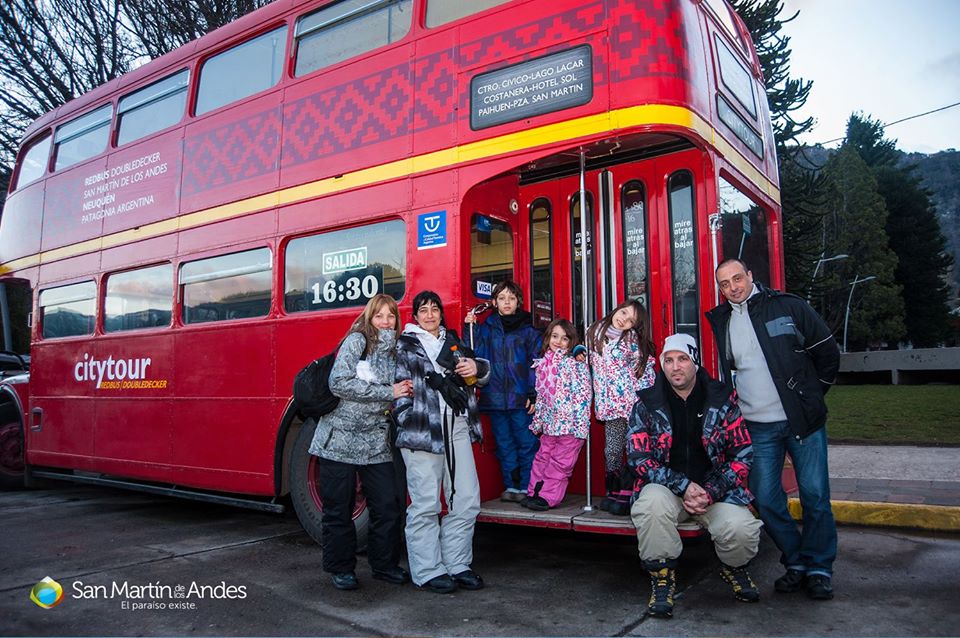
[706,259,840,601]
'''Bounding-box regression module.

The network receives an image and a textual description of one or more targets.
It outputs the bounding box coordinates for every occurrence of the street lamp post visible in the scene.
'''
[843,274,877,353]
[808,253,849,302]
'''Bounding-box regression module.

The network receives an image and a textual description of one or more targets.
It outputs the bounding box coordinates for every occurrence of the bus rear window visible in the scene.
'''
[195,26,287,116]
[294,0,412,77]
[425,0,511,27]
[180,248,272,324]
[470,214,514,299]
[284,220,406,312]
[117,70,189,146]
[13,134,51,190]
[105,264,173,332]
[54,104,112,171]
[39,281,96,339]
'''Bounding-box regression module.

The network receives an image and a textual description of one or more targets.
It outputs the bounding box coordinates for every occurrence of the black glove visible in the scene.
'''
[425,371,470,416]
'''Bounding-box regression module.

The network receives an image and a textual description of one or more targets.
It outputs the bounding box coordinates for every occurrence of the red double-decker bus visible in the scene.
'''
[0,0,781,539]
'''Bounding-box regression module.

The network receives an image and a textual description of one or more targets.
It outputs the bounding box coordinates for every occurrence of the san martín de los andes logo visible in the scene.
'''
[73,353,167,390]
[71,579,247,611]
[30,577,64,609]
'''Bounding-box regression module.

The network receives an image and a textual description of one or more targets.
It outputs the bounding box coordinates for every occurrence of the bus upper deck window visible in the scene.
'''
[425,0,511,28]
[54,104,113,171]
[104,264,173,333]
[13,134,51,190]
[39,281,97,339]
[117,70,189,146]
[470,214,514,301]
[294,0,412,77]
[195,26,287,116]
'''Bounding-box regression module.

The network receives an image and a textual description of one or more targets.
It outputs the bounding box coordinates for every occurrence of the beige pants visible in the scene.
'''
[631,483,762,568]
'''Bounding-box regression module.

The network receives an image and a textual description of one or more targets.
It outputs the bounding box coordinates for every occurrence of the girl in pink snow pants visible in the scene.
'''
[522,319,593,511]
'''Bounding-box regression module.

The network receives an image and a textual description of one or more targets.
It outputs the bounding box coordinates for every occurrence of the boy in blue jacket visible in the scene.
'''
[465,280,542,501]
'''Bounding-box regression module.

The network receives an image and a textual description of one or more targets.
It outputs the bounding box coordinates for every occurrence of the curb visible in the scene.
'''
[788,497,960,532]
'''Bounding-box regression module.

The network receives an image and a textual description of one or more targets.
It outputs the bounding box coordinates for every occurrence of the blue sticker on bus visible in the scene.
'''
[417,211,447,250]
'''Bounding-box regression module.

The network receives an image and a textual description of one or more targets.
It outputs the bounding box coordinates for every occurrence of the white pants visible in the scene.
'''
[401,414,481,586]
[631,483,762,568]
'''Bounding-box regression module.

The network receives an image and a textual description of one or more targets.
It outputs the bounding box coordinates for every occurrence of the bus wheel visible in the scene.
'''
[289,419,369,550]
[0,421,24,489]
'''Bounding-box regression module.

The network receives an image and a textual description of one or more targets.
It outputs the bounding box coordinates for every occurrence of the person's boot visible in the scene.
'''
[607,489,634,516]
[643,560,677,618]
[720,563,760,602]
[525,480,549,511]
[600,471,619,511]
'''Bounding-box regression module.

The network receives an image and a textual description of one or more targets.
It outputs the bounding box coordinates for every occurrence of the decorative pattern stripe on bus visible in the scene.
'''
[181,0,686,196]
[0,104,780,276]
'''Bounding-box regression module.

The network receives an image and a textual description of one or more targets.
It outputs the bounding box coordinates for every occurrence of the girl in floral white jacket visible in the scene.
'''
[587,300,657,514]
[523,319,592,511]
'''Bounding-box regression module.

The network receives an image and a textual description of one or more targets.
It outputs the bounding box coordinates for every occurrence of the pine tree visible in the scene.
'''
[821,146,905,348]
[845,113,953,346]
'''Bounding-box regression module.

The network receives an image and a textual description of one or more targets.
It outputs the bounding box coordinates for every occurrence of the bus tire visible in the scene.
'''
[288,419,369,551]
[0,421,25,489]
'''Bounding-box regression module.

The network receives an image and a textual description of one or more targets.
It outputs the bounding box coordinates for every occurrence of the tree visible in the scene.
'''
[0,0,137,167]
[730,0,828,295]
[820,145,905,348]
[0,0,271,170]
[121,0,272,59]
[845,112,898,168]
[846,113,953,346]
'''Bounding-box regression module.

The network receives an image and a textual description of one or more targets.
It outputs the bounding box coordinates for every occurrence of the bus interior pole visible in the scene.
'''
[579,149,593,512]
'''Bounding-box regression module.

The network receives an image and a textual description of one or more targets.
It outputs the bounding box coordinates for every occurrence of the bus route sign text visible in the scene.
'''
[470,45,593,130]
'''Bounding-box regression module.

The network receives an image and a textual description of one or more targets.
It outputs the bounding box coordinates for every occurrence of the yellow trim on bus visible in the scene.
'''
[1,104,778,276]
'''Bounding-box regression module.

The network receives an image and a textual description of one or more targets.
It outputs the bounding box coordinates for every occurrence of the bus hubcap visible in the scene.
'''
[305,454,367,520]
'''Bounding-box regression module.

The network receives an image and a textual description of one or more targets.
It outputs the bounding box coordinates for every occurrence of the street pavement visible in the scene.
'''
[3,443,959,636]
[3,485,959,637]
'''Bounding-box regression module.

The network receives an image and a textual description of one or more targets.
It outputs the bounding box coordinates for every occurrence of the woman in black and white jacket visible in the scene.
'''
[394,290,490,594]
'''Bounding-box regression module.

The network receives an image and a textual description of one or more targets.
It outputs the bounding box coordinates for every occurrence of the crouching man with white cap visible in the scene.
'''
[626,333,762,618]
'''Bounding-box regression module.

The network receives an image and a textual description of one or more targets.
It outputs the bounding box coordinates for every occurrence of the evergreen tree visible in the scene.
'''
[846,113,953,346]
[820,145,905,348]
[730,0,827,295]
[845,113,898,168]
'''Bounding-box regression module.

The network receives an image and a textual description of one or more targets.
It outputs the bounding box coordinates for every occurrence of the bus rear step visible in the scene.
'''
[479,494,704,537]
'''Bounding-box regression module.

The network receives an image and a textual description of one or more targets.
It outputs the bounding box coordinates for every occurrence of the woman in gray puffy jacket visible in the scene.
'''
[308,294,413,591]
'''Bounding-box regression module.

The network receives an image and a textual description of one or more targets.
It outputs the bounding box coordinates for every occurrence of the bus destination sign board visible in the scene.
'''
[470,45,593,130]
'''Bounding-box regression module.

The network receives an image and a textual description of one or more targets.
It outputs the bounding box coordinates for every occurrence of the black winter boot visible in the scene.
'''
[600,472,619,511]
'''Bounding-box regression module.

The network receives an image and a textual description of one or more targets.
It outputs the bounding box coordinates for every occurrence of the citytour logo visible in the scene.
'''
[74,353,168,390]
[30,577,64,609]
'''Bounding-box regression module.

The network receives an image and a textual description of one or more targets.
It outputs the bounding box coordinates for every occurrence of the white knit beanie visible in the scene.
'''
[660,333,700,370]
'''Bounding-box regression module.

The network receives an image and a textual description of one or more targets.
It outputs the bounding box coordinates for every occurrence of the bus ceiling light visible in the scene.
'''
[509,199,518,214]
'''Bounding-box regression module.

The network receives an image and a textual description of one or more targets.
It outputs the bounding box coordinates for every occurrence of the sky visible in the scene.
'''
[780,0,960,154]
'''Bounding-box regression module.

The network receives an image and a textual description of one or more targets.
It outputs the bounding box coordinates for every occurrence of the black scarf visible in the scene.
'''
[500,310,532,333]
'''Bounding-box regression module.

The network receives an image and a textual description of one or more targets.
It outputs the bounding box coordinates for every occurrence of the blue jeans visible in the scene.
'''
[746,420,837,577]
[487,409,539,491]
